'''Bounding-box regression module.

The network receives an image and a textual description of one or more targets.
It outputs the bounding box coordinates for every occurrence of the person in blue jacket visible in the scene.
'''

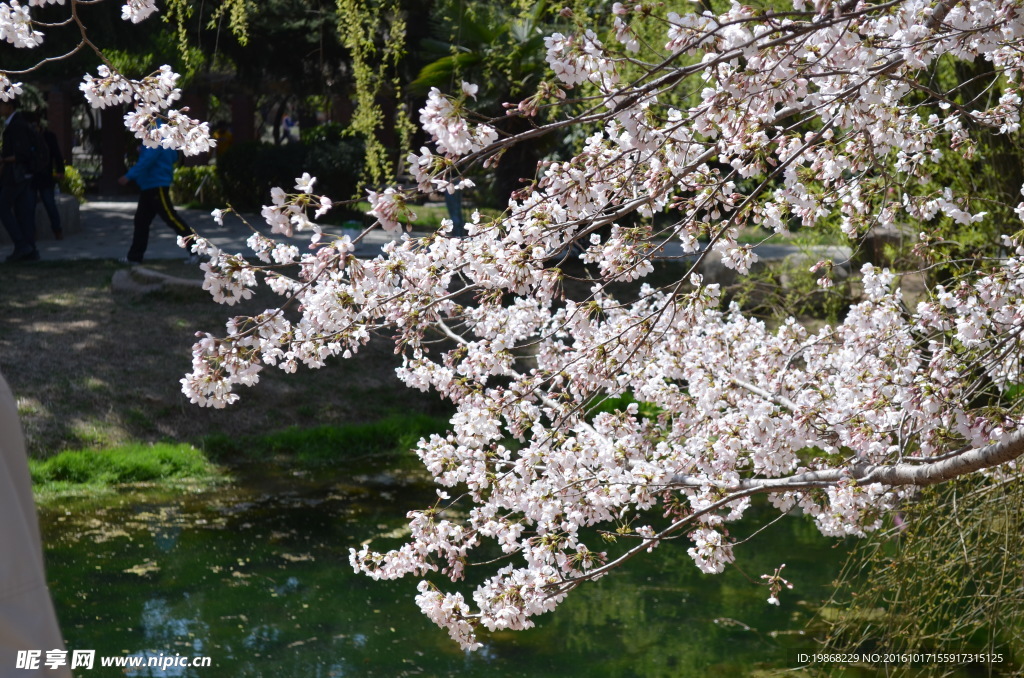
[118,143,196,264]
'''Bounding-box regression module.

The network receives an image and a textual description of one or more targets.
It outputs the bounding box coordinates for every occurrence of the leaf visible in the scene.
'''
[410,54,483,94]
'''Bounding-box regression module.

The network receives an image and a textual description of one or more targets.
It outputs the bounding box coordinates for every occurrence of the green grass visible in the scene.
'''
[201,413,450,466]
[30,442,222,497]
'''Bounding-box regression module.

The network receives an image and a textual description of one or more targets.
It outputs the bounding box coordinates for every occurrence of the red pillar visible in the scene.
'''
[98,105,127,195]
[181,90,211,166]
[231,93,255,144]
[45,86,73,163]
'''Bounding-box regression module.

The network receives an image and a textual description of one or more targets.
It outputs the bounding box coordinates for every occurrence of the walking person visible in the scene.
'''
[0,99,39,263]
[118,142,196,264]
[26,112,64,240]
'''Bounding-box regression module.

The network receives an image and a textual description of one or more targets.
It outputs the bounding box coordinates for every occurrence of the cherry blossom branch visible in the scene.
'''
[174,0,1024,651]
[668,428,1024,493]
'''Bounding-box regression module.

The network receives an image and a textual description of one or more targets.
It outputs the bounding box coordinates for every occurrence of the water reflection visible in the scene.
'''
[42,467,845,677]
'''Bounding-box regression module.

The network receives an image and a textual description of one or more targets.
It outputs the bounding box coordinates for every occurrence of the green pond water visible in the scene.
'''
[40,464,848,677]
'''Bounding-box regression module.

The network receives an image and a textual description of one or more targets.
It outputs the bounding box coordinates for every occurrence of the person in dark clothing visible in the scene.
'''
[25,112,65,240]
[0,99,39,263]
[118,142,196,264]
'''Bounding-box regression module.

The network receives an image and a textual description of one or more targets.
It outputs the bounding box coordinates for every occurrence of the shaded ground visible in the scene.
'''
[0,260,451,458]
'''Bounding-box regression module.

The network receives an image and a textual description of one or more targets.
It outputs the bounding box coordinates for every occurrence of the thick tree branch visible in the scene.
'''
[670,428,1024,492]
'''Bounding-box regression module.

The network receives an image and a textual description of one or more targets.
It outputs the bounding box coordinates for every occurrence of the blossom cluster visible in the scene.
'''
[121,0,156,23]
[80,64,213,155]
[545,29,617,89]
[419,86,498,158]
[2,1,191,152]
[0,73,22,101]
[185,177,1024,648]
[761,564,793,606]
[0,0,45,48]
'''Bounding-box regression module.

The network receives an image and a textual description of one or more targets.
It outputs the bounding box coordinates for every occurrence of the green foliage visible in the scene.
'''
[300,121,346,146]
[171,164,225,209]
[101,49,160,79]
[587,392,662,421]
[30,443,218,487]
[96,20,207,82]
[214,1,353,94]
[216,133,365,212]
[336,0,413,188]
[201,413,450,465]
[205,0,253,46]
[301,124,367,209]
[57,165,86,203]
[911,131,1024,284]
[776,55,1024,286]
[216,141,303,211]
[410,0,551,101]
[163,0,197,71]
[733,248,851,325]
[415,0,563,203]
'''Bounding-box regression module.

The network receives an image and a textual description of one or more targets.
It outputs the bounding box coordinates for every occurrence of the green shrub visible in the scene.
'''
[300,122,346,146]
[57,165,85,202]
[216,141,302,212]
[171,165,224,209]
[216,129,364,215]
